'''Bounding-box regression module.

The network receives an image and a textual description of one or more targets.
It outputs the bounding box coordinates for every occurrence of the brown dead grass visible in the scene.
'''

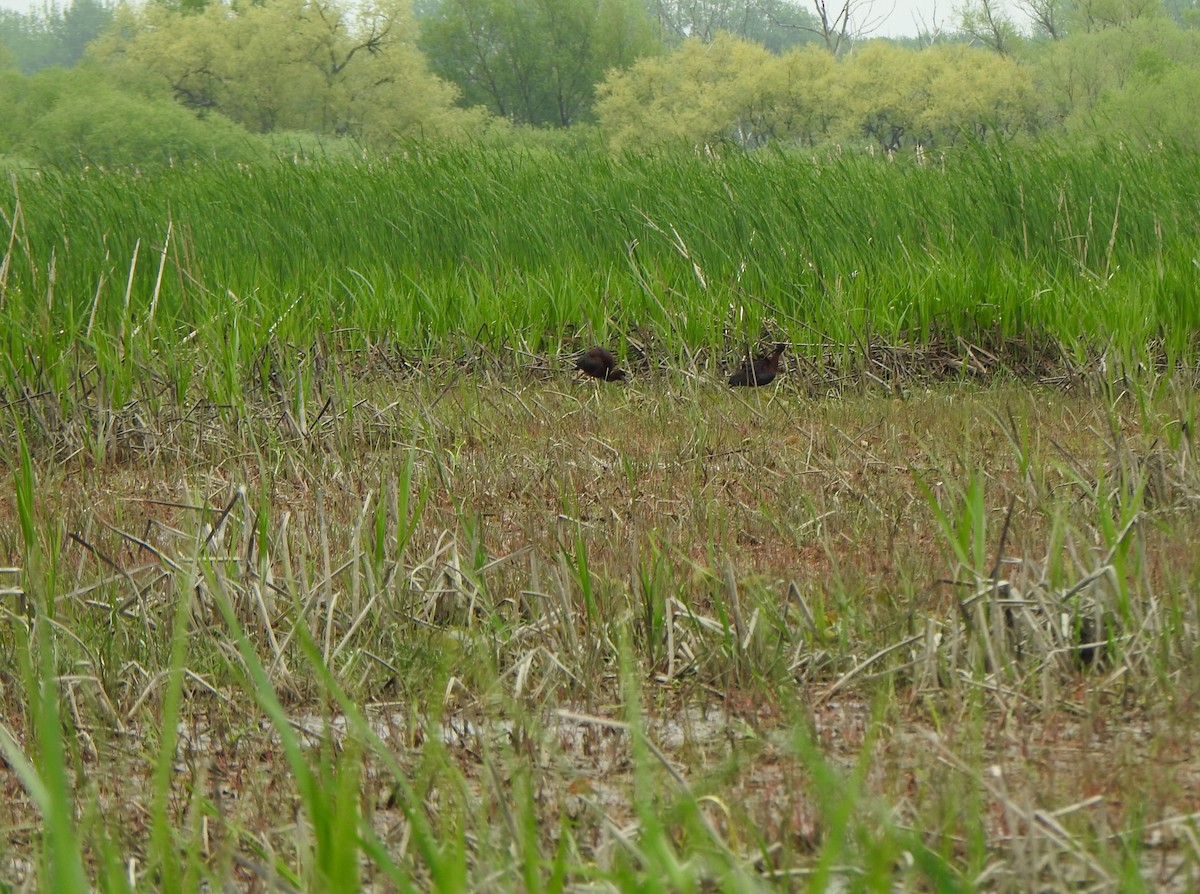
[2,362,1200,890]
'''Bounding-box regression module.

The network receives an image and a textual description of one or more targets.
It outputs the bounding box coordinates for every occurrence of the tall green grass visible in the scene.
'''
[2,140,1198,407]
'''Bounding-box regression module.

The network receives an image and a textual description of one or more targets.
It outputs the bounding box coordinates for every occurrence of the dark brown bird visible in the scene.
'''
[728,343,786,387]
[575,347,626,382]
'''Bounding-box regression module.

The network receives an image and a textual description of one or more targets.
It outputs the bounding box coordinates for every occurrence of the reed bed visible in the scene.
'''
[2,141,1199,410]
[2,143,1200,892]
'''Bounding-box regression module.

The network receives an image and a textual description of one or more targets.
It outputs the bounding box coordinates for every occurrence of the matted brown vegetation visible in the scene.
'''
[3,341,1200,891]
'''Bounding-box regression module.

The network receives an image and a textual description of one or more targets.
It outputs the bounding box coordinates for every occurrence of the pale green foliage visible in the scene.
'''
[219,0,330,132]
[1034,16,1200,144]
[1,0,1196,162]
[591,0,1197,153]
[88,3,232,113]
[596,35,1037,152]
[914,44,1037,143]
[2,64,261,166]
[768,46,838,145]
[0,65,20,156]
[595,33,828,150]
[832,42,925,149]
[1069,0,1167,31]
[1053,20,1200,145]
[1089,63,1200,146]
[91,0,488,147]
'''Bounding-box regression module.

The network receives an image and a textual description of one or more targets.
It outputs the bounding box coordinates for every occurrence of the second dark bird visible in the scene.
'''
[575,347,627,382]
[728,343,786,387]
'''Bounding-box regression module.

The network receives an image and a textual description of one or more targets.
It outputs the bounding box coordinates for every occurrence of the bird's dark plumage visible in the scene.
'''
[728,343,786,387]
[575,347,626,382]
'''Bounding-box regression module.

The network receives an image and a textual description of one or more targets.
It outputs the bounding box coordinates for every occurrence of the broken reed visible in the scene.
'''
[5,377,1198,890]
[2,139,1199,407]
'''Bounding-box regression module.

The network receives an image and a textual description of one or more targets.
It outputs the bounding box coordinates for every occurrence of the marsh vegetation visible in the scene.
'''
[2,145,1200,891]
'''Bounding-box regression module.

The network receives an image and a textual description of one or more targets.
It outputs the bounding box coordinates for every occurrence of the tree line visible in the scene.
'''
[0,0,1197,167]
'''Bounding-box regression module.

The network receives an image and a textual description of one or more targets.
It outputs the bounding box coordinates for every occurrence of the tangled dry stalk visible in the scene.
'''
[2,344,1200,891]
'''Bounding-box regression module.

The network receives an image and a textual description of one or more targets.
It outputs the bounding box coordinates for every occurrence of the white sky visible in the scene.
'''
[0,0,972,39]
[0,0,62,13]
[0,0,50,13]
[868,0,956,36]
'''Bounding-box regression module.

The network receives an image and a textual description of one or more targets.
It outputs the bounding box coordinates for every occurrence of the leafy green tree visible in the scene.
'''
[959,0,1022,54]
[0,0,113,73]
[89,0,488,147]
[832,41,1036,150]
[741,0,826,50]
[1036,16,1168,122]
[768,44,837,142]
[1161,0,1200,26]
[594,33,759,148]
[0,48,20,155]
[1085,59,1200,144]
[594,32,832,149]
[55,0,114,60]
[0,10,58,74]
[418,0,659,125]
[90,3,229,112]
[1067,0,1165,31]
[806,0,856,53]
[0,32,17,70]
[649,0,823,51]
[914,43,1036,143]
[4,64,265,166]
[1036,17,1200,142]
[1017,0,1068,38]
[833,41,922,149]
